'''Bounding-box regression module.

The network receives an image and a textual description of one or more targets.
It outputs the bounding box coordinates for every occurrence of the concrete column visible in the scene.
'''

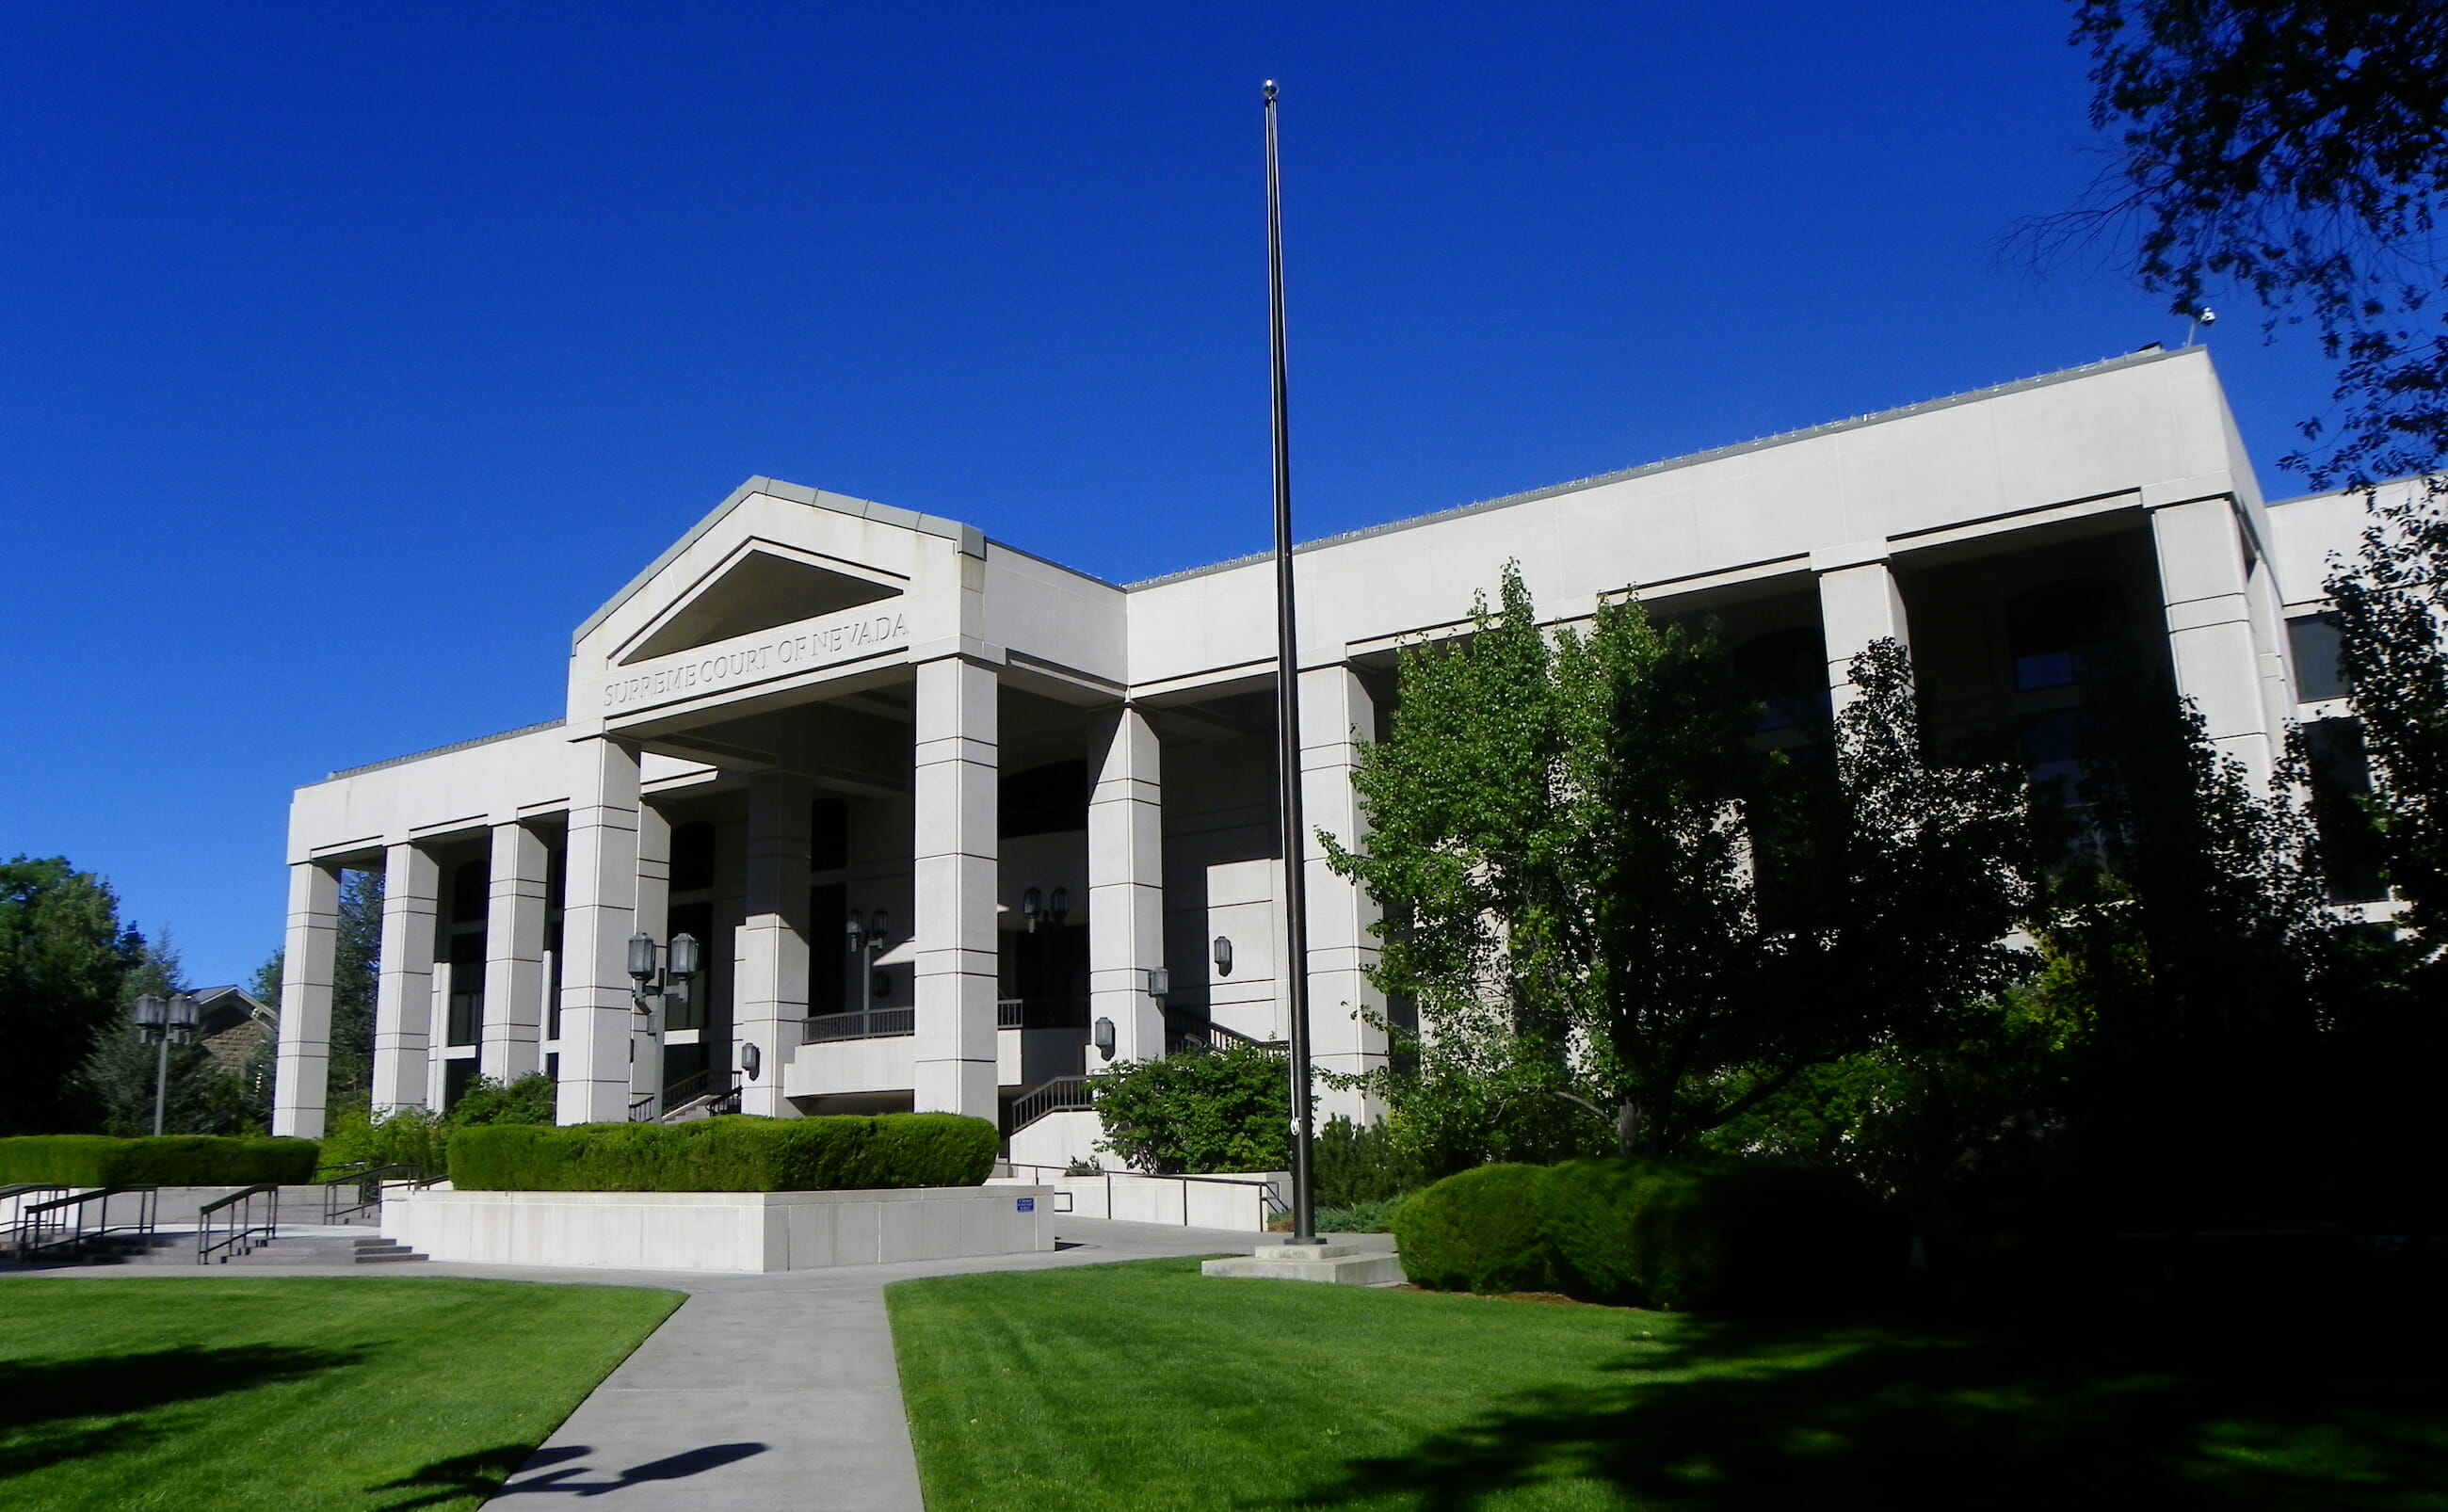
[2151,496,2276,784]
[733,778,809,1119]
[631,802,671,1114]
[1812,545,1912,716]
[271,861,341,1137]
[556,738,641,1125]
[370,843,439,1114]
[1300,666,1387,1123]
[1087,705,1167,1069]
[480,822,550,1086]
[912,656,1000,1120]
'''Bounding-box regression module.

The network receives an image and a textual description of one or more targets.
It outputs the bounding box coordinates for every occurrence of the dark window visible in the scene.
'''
[2289,614,2351,702]
[1734,626,1829,732]
[1000,761,1090,838]
[2304,717,2388,903]
[443,1058,478,1110]
[2019,707,2091,798]
[2007,579,2128,692]
[446,933,485,1046]
[811,800,849,872]
[670,822,717,893]
[809,883,846,1017]
[545,921,563,1040]
[449,859,489,924]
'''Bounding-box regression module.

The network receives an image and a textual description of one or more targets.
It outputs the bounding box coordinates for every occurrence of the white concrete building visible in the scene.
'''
[269,346,2385,1150]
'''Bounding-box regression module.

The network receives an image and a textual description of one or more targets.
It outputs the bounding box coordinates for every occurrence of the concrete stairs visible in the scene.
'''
[89,1231,431,1267]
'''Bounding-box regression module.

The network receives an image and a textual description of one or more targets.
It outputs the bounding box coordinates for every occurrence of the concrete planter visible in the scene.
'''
[381,1184,1054,1273]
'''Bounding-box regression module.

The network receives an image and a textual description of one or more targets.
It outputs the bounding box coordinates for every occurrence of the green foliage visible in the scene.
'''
[0,1134,318,1186]
[1093,1043,1293,1174]
[1328,567,2032,1165]
[1312,1115,1423,1207]
[1701,981,2084,1210]
[73,1027,264,1137]
[1313,1196,1409,1234]
[329,869,383,1104]
[446,1073,557,1129]
[2060,0,2448,486]
[1390,1163,1554,1295]
[1539,1157,1891,1311]
[447,1113,997,1192]
[317,1100,448,1178]
[0,857,138,1135]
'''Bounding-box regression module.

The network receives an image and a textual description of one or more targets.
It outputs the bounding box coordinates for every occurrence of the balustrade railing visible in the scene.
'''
[802,1005,916,1043]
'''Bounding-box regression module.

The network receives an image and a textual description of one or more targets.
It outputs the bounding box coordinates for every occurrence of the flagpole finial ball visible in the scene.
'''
[1264,80,1278,99]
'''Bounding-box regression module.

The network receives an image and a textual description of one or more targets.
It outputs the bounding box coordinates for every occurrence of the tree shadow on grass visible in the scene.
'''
[366,1444,588,1510]
[1286,1317,2448,1511]
[0,1343,364,1481]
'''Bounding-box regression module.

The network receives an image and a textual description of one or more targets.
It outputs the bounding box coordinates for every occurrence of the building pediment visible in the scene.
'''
[615,539,902,666]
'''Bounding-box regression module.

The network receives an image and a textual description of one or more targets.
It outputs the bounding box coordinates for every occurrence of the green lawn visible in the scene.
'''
[0,1277,681,1511]
[887,1257,2448,1511]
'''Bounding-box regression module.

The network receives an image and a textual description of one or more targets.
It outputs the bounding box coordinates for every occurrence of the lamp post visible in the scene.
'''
[131,992,199,1137]
[846,909,889,1015]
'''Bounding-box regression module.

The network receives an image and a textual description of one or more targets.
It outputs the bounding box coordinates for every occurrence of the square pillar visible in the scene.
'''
[632,802,671,1114]
[2151,496,2276,785]
[1300,666,1387,1123]
[1088,705,1167,1068]
[733,777,810,1119]
[480,822,550,1085]
[370,843,439,1115]
[557,738,641,1125]
[912,656,1000,1120]
[271,861,341,1137]
[1813,545,1911,716]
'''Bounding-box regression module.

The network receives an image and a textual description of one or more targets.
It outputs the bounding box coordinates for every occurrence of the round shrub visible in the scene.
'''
[1541,1156,1894,1310]
[1393,1163,1554,1295]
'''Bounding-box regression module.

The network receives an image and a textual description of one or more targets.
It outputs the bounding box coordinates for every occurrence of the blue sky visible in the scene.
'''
[0,3,2348,987]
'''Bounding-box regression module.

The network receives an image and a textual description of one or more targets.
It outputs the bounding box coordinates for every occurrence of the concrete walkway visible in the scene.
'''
[4,1215,1264,1511]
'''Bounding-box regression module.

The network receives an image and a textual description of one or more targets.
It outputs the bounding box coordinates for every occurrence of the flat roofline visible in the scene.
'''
[324,718,566,781]
[1124,345,2196,591]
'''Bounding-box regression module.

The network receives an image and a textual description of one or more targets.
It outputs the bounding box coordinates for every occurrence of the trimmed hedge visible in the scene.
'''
[446,1113,998,1192]
[1392,1163,1554,1295]
[1399,1156,1895,1310]
[0,1135,320,1188]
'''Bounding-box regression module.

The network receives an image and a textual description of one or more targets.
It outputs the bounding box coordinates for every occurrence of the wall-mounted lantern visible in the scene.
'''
[1144,966,1170,999]
[1093,1017,1117,1062]
[1213,936,1233,977]
[1048,887,1069,925]
[741,1041,763,1082]
[1022,886,1043,931]
[625,931,701,1021]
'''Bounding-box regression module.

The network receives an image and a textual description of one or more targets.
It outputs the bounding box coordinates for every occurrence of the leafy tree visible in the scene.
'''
[2051,0,2448,486]
[0,857,138,1134]
[329,869,383,1103]
[447,1073,556,1129]
[1326,568,2034,1167]
[1094,1043,1295,1174]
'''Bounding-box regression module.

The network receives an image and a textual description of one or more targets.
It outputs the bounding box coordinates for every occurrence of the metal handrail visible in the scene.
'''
[13,1186,158,1262]
[197,1183,280,1264]
[1162,1008,1290,1058]
[803,1005,916,1043]
[628,1093,657,1122]
[321,1165,421,1224]
[1003,1074,1100,1135]
[655,1067,739,1118]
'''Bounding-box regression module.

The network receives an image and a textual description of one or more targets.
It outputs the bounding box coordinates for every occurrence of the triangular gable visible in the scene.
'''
[616,539,901,666]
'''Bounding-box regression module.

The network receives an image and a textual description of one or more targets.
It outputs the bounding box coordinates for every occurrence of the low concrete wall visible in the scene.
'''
[380,1185,1054,1273]
[990,1171,1285,1231]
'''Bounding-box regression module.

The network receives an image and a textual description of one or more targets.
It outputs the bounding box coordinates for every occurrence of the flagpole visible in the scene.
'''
[1264,79,1322,1246]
